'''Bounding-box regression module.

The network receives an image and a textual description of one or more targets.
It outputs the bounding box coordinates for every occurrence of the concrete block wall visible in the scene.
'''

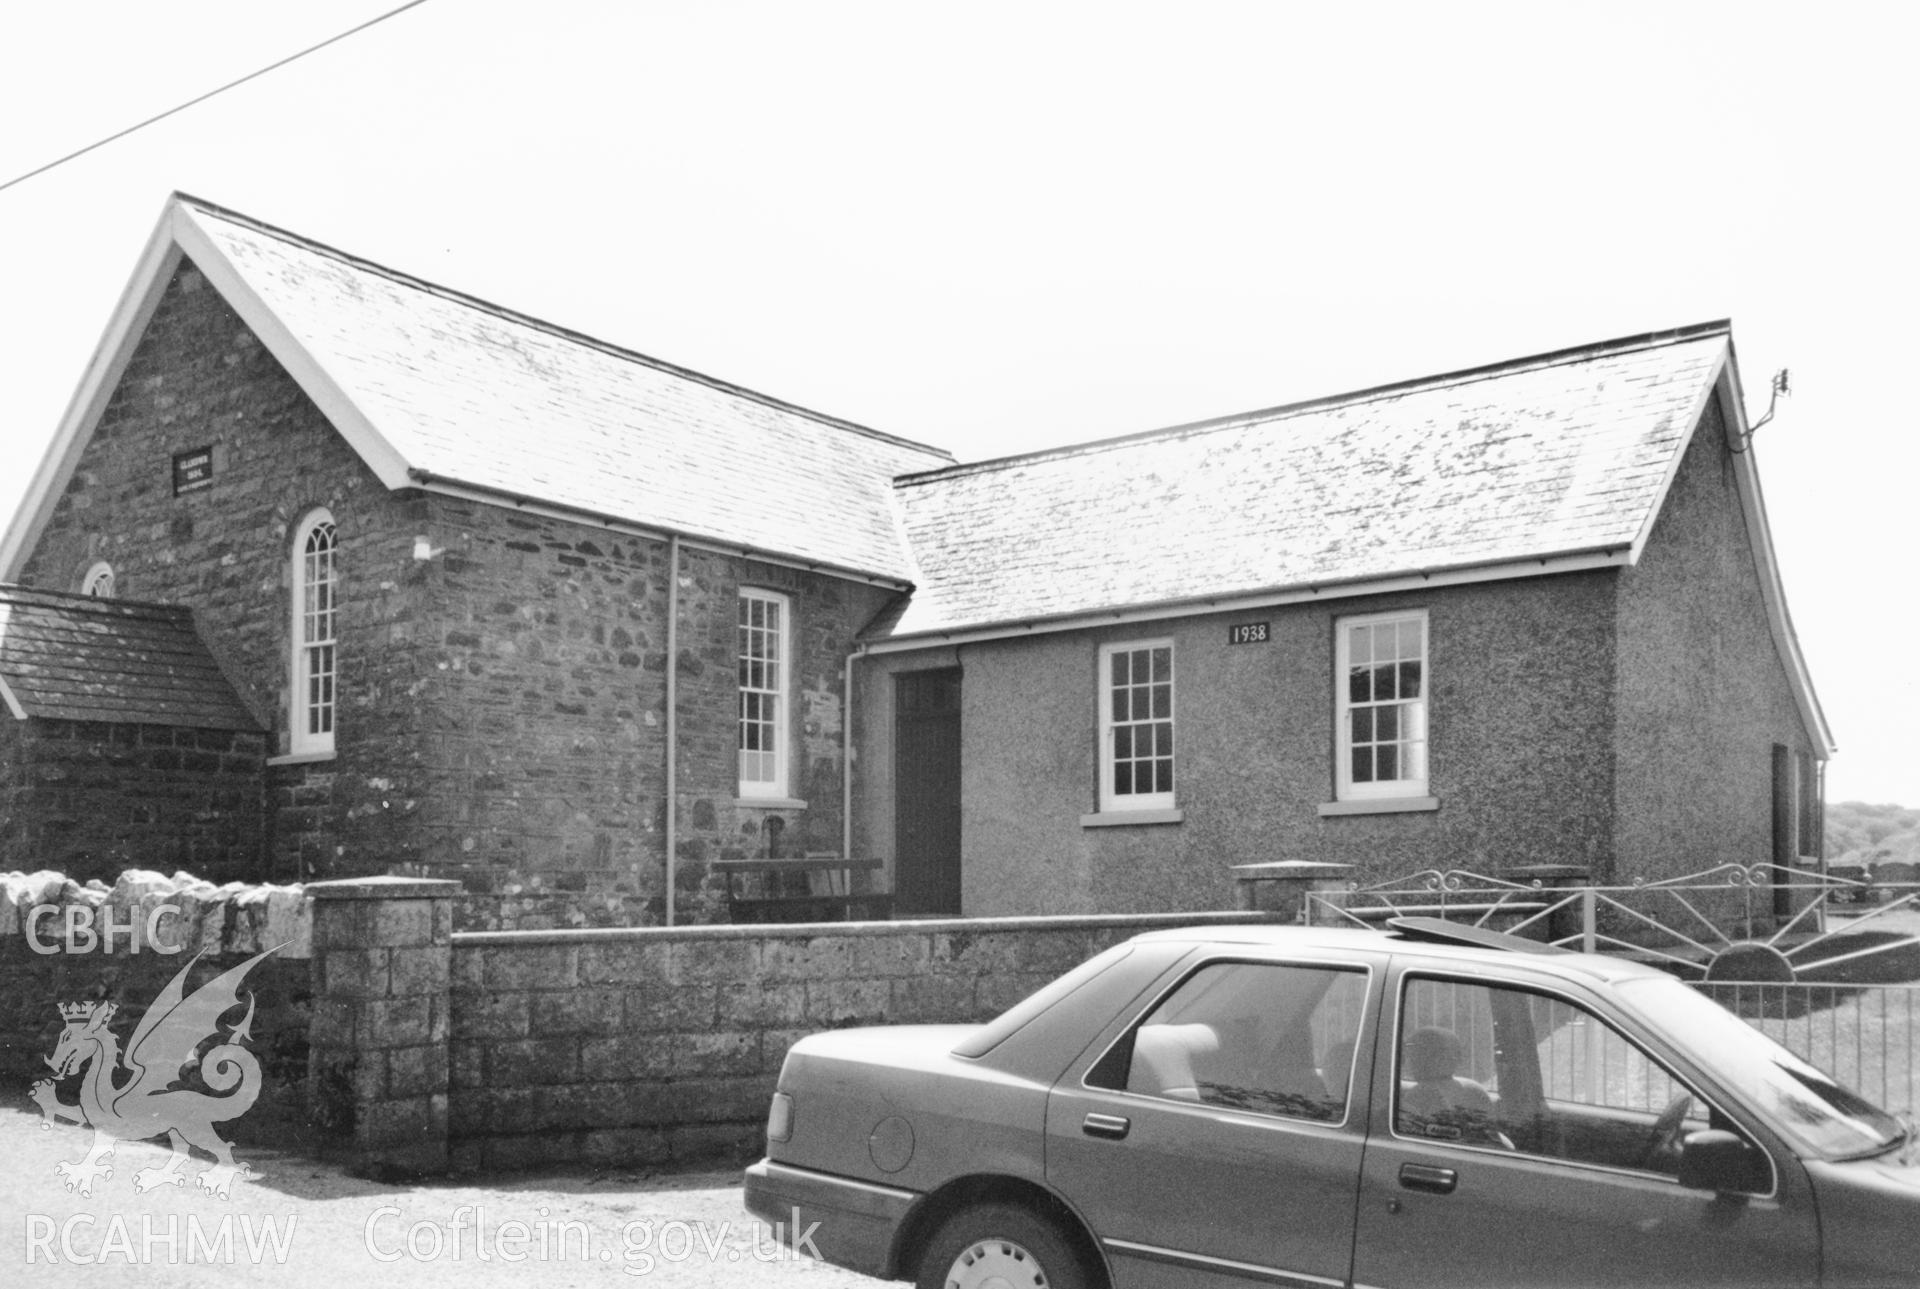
[445,910,1281,1173]
[306,877,456,1177]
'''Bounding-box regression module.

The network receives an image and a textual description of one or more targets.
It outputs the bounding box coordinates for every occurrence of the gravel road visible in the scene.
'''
[1,1107,887,1287]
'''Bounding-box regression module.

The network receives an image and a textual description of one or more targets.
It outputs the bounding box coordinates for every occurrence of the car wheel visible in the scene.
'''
[916,1202,1096,1289]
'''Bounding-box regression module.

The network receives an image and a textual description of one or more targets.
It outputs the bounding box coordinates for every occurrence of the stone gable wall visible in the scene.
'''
[17,257,432,884]
[15,256,897,926]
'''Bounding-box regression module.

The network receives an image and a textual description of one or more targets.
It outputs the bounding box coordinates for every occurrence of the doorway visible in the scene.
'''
[894,669,962,915]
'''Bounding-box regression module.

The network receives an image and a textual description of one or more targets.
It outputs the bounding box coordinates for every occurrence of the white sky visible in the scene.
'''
[0,2,1912,805]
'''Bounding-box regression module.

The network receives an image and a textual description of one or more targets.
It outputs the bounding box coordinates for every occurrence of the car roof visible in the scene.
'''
[1126,922,1670,986]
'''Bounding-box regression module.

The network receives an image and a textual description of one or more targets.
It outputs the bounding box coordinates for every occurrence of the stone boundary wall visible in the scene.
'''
[0,869,314,1147]
[0,868,313,957]
[1,870,1285,1179]
[444,910,1283,1174]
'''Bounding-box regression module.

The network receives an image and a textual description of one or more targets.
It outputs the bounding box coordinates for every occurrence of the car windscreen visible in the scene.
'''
[952,943,1135,1059]
[1618,976,1905,1160]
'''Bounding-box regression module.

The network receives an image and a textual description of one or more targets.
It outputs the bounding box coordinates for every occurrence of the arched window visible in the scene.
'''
[80,562,115,598]
[291,510,338,755]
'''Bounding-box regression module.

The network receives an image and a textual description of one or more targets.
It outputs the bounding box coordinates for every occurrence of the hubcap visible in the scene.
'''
[945,1236,1050,1289]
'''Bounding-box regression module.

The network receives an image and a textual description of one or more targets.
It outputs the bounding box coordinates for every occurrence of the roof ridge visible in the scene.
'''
[0,583,193,621]
[893,320,1732,488]
[168,192,956,465]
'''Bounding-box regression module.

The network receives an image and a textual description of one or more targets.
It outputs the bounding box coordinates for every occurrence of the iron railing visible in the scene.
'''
[1300,863,1920,1114]
[1303,863,1920,981]
[1696,981,1920,1115]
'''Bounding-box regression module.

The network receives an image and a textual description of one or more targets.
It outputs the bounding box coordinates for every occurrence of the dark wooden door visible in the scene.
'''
[1772,743,1794,920]
[895,669,962,915]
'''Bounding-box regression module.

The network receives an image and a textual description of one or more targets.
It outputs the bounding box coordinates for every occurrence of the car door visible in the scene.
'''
[1350,962,1820,1289]
[1047,954,1378,1288]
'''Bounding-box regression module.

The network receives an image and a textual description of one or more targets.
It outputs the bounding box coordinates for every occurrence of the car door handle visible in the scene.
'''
[1398,1163,1458,1194]
[1082,1113,1131,1140]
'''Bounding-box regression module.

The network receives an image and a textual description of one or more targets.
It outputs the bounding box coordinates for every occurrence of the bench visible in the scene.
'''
[713,855,893,923]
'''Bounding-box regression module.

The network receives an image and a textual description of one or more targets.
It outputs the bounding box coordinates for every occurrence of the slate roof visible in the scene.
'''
[873,325,1729,639]
[0,587,261,730]
[179,197,954,583]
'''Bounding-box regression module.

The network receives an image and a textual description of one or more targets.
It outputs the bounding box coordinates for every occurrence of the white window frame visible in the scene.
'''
[737,588,790,799]
[80,562,115,598]
[1335,610,1428,800]
[290,509,338,756]
[1099,639,1176,812]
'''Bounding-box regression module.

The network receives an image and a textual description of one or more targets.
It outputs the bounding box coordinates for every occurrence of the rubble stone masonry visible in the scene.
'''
[16,257,893,926]
[0,719,267,883]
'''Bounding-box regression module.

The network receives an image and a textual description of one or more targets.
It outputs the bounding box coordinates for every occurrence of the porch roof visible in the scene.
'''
[0,586,261,731]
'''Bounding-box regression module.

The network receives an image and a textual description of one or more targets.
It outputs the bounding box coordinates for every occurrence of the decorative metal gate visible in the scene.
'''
[1305,861,1920,982]
[1302,862,1920,1113]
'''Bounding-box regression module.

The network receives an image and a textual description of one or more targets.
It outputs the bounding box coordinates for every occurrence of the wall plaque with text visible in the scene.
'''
[172,446,213,494]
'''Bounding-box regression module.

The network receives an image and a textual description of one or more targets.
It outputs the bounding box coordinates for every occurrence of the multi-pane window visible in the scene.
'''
[1100,641,1174,811]
[80,562,114,598]
[1337,611,1427,798]
[738,589,788,798]
[291,511,337,755]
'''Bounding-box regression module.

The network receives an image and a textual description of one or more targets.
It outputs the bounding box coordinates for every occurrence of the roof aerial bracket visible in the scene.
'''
[1731,369,1790,454]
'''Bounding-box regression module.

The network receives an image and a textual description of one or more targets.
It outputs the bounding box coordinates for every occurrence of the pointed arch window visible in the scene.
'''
[80,562,115,598]
[291,510,338,755]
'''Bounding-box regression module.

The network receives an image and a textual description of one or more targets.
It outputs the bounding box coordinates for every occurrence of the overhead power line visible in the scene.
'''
[0,0,431,196]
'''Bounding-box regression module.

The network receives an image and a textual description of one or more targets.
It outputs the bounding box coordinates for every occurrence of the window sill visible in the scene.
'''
[1081,808,1185,828]
[267,750,337,767]
[735,796,808,810]
[1317,796,1438,817]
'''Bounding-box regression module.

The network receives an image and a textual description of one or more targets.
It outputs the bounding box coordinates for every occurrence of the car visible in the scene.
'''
[745,918,1919,1289]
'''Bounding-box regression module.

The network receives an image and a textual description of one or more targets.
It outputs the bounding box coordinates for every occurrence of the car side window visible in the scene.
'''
[1097,962,1367,1123]
[1396,978,1712,1176]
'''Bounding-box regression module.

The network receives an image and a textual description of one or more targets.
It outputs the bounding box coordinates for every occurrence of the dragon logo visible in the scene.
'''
[30,948,277,1200]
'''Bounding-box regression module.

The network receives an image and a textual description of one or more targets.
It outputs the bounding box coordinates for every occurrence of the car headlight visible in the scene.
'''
[767,1091,794,1143]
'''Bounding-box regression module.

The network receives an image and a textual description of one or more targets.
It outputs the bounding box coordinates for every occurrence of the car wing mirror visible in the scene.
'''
[1678,1129,1769,1195]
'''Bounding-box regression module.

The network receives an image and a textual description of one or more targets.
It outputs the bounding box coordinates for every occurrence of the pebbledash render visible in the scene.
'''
[0,193,1831,929]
